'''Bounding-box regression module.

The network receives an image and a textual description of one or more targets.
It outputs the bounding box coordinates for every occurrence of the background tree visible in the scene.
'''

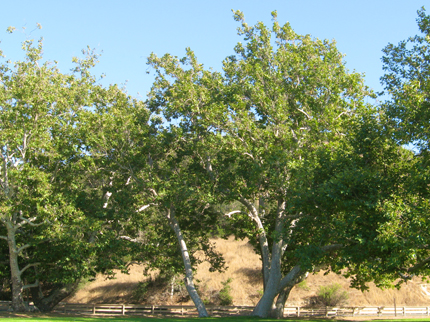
[0,34,144,312]
[363,6,430,283]
[147,10,384,317]
[0,35,98,311]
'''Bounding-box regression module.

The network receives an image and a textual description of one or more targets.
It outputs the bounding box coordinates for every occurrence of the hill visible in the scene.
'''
[66,236,430,307]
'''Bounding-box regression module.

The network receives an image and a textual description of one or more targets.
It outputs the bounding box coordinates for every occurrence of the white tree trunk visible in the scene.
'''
[6,221,29,312]
[166,207,209,317]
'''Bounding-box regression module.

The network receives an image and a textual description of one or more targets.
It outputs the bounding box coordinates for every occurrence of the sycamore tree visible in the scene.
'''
[290,111,413,290]
[146,10,393,317]
[79,73,226,317]
[372,6,430,282]
[0,35,99,311]
[0,32,141,312]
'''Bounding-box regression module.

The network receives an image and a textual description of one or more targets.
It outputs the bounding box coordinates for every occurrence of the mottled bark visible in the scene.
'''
[272,287,292,319]
[167,207,209,317]
[272,271,308,318]
[7,222,29,312]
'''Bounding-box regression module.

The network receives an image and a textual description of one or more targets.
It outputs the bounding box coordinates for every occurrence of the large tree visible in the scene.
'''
[78,70,226,317]
[147,10,392,317]
[368,6,430,283]
[0,34,140,312]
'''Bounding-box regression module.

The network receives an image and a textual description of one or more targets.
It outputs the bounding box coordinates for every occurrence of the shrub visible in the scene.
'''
[296,280,310,291]
[218,278,233,306]
[132,281,150,301]
[311,283,348,307]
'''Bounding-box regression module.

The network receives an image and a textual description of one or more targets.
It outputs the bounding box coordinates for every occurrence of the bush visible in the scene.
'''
[311,283,348,307]
[218,278,233,306]
[296,280,310,291]
[132,281,150,301]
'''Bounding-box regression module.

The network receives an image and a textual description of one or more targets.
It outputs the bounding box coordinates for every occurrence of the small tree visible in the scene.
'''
[218,278,233,306]
[311,283,349,307]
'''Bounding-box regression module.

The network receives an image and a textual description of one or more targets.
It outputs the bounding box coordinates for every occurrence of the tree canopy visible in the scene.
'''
[2,7,430,317]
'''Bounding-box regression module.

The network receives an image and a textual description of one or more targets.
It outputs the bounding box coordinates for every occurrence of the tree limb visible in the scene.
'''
[20,262,40,275]
[279,265,302,291]
[239,196,271,287]
[404,256,430,274]
[225,210,241,218]
[16,213,46,229]
[23,279,39,290]
[297,108,312,119]
[119,236,141,243]
[137,203,155,212]
[17,244,31,254]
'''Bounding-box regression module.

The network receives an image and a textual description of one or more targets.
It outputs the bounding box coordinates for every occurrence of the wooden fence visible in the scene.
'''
[51,304,430,317]
[2,301,430,317]
[52,303,253,317]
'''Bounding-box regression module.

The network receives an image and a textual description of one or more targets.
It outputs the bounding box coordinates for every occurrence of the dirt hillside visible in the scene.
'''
[66,236,430,306]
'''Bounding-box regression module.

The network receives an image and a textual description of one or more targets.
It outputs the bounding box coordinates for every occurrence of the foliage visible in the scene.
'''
[296,280,310,291]
[365,6,430,285]
[381,7,430,152]
[218,278,233,306]
[0,29,152,312]
[147,9,379,318]
[311,283,349,307]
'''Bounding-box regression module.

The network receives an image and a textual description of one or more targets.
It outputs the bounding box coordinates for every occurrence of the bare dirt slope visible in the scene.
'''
[66,236,430,306]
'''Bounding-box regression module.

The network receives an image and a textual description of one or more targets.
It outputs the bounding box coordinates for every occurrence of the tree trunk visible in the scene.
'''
[272,285,293,318]
[31,281,80,312]
[167,207,209,318]
[253,200,286,318]
[272,270,309,318]
[7,223,29,312]
[253,284,279,317]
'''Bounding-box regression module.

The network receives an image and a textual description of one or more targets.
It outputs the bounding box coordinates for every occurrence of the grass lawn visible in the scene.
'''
[0,316,287,322]
[2,316,430,322]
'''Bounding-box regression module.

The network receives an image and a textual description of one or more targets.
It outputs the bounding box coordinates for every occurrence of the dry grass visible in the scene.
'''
[66,236,430,307]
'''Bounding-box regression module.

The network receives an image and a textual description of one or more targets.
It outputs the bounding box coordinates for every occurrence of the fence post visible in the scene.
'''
[377,307,381,317]
[326,306,328,317]
[297,306,300,317]
[92,304,96,315]
[403,307,405,316]
[151,305,154,314]
[122,304,125,315]
[427,307,429,316]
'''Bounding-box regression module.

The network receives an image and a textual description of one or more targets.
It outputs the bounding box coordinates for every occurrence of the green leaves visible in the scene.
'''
[381,7,430,152]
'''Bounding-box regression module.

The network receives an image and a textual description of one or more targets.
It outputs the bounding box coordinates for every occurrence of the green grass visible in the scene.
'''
[2,317,430,322]
[0,317,282,322]
[0,316,329,322]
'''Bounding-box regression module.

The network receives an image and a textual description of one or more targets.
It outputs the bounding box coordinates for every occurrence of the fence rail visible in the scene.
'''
[2,301,430,317]
[52,303,254,316]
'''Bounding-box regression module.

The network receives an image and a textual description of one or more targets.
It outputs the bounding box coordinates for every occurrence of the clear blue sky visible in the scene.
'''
[1,1,428,99]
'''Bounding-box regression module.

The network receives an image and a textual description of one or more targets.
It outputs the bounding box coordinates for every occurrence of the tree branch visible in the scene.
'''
[20,262,40,275]
[136,203,155,212]
[239,196,271,287]
[297,108,312,119]
[23,279,39,290]
[0,235,7,241]
[119,236,141,243]
[279,265,302,291]
[16,213,46,229]
[225,210,241,218]
[405,256,430,274]
[17,244,31,254]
